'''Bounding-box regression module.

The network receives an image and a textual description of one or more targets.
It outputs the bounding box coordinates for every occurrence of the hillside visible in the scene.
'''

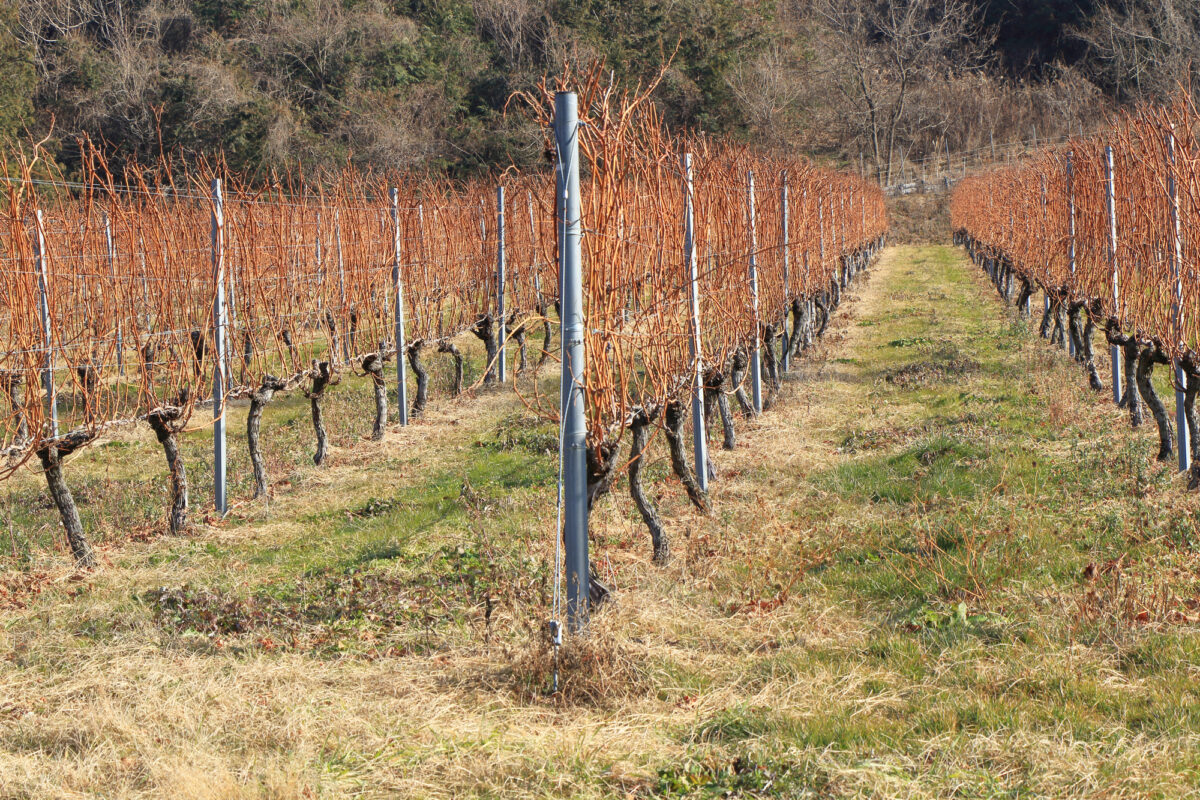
[2,0,1188,179]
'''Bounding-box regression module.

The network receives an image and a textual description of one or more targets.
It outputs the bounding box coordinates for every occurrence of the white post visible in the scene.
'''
[211,178,228,516]
[1064,158,1076,356]
[496,185,507,384]
[334,211,349,363]
[1105,146,1122,404]
[780,172,790,374]
[416,204,427,332]
[32,210,57,439]
[390,188,409,426]
[528,191,543,308]
[838,195,847,286]
[684,154,709,490]
[102,212,123,377]
[1167,128,1190,472]
[818,196,826,273]
[747,170,762,415]
[556,92,588,634]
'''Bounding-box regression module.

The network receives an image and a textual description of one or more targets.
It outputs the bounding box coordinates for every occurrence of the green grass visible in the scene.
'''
[3,245,1200,798]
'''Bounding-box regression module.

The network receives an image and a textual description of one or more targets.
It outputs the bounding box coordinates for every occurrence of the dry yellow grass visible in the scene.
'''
[3,246,1200,798]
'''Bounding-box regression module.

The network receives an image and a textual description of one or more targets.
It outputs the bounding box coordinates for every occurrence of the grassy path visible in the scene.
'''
[3,245,1200,798]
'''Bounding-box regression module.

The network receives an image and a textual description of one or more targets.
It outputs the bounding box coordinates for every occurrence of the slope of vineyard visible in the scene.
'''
[3,244,1198,797]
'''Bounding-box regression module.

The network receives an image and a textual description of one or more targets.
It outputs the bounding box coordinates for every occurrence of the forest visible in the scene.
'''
[3,0,1195,180]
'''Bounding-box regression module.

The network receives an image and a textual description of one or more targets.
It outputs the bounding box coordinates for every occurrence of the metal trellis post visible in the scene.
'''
[1066,157,1077,357]
[1105,146,1122,404]
[390,188,409,426]
[335,211,349,363]
[103,212,123,377]
[1167,128,1190,472]
[781,172,790,374]
[684,154,709,491]
[211,178,228,516]
[556,92,588,634]
[32,210,56,439]
[497,185,507,384]
[747,170,762,415]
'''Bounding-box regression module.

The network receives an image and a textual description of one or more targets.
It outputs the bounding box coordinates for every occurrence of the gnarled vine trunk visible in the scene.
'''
[1183,361,1200,490]
[537,304,554,369]
[248,374,287,498]
[814,294,830,337]
[1016,277,1034,317]
[628,407,669,565]
[3,372,28,445]
[1080,312,1103,392]
[471,314,499,384]
[1039,293,1054,339]
[762,322,780,391]
[310,360,336,466]
[1117,339,1143,427]
[704,367,735,451]
[511,320,528,373]
[787,298,807,360]
[663,400,709,514]
[407,340,429,417]
[146,405,189,535]
[36,431,96,567]
[1067,302,1086,363]
[436,340,464,396]
[1136,343,1175,462]
[362,348,388,440]
[583,437,623,608]
[730,349,753,417]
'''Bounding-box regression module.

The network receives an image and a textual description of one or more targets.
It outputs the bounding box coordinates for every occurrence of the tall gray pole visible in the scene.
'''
[556,92,588,634]
[780,173,790,374]
[315,210,324,321]
[747,170,762,415]
[334,211,349,363]
[1066,155,1077,357]
[1105,146,1122,404]
[389,188,409,426]
[528,191,542,307]
[211,178,228,516]
[33,210,56,439]
[1167,128,1190,472]
[838,195,847,286]
[103,212,123,377]
[497,185,507,384]
[684,154,709,492]
[818,196,826,274]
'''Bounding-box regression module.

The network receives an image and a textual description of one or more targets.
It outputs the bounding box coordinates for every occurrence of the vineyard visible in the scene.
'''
[0,77,886,618]
[951,97,1200,481]
[13,62,1200,799]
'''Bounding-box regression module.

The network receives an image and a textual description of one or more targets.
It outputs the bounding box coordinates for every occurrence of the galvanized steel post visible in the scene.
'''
[390,188,409,426]
[211,178,228,515]
[497,185,507,384]
[747,170,762,415]
[32,210,56,439]
[1105,146,1122,404]
[1167,128,1190,472]
[555,92,588,633]
[684,153,709,491]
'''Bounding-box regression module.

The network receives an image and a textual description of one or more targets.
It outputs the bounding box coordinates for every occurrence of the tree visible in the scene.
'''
[1077,0,1200,103]
[0,3,35,142]
[815,0,991,184]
